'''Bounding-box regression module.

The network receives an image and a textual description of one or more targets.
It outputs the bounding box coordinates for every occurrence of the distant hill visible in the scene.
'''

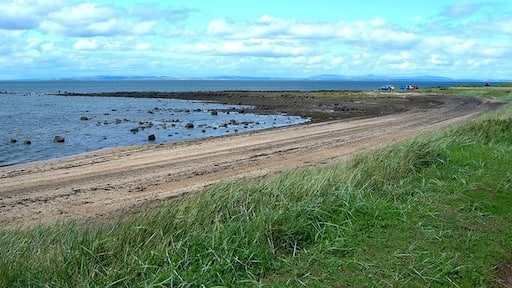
[51,75,485,82]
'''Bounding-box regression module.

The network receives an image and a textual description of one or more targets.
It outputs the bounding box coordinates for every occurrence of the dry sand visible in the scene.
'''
[0,92,501,227]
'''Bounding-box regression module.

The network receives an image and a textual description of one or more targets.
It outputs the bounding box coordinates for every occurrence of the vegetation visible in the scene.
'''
[1,88,511,287]
[423,84,512,100]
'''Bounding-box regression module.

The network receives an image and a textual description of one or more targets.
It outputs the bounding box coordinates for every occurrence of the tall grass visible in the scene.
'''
[1,100,511,287]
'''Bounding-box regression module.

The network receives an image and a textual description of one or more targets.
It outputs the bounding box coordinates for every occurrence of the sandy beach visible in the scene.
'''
[0,92,501,227]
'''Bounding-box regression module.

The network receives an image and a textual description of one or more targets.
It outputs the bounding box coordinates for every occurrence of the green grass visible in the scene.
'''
[423,85,512,101]
[1,92,512,287]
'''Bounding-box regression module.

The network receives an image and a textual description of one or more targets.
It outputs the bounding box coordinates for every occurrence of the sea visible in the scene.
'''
[0,80,485,166]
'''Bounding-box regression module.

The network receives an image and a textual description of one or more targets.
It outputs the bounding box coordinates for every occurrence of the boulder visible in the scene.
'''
[185,122,194,129]
[53,136,65,143]
[23,139,31,145]
[10,138,16,143]
[80,116,89,121]
[148,134,156,141]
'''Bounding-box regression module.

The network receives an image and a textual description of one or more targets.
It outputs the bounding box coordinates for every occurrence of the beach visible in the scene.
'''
[0,91,501,227]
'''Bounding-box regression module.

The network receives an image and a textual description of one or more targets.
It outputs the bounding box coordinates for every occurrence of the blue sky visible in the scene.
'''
[0,0,511,80]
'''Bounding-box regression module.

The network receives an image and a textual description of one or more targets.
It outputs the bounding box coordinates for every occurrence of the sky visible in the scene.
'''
[0,0,511,80]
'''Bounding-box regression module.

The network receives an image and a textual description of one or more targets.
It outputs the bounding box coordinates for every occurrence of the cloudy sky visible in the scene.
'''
[1,0,511,80]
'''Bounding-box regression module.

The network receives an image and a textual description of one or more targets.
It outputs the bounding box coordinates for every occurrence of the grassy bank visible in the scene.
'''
[1,94,512,287]
[423,84,512,101]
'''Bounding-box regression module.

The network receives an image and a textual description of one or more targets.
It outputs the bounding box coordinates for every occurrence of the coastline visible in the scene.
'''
[0,91,502,227]
[55,90,447,122]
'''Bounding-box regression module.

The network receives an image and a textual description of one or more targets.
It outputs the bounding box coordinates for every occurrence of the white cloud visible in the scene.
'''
[132,21,157,35]
[0,0,64,30]
[0,1,511,79]
[379,51,411,63]
[394,61,416,70]
[499,20,512,33]
[51,2,117,24]
[73,39,98,50]
[41,3,132,37]
[41,42,55,52]
[207,19,235,35]
[1,0,191,37]
[134,42,152,50]
[332,57,344,65]
[308,56,323,65]
[480,46,510,58]
[206,16,402,42]
[430,54,449,65]
[179,39,314,58]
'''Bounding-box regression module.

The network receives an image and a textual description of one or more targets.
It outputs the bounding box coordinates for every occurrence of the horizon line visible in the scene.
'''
[1,75,509,82]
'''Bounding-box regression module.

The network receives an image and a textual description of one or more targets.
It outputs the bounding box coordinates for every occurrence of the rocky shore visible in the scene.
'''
[55,90,447,122]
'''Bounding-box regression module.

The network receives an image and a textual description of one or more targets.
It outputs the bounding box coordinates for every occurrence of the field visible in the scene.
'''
[0,86,511,286]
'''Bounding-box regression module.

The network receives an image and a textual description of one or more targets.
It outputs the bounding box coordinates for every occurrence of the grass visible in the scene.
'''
[1,89,512,287]
[423,85,512,101]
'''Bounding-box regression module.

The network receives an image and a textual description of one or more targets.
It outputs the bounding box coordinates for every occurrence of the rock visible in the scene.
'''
[211,110,218,116]
[23,139,31,145]
[53,136,65,143]
[185,123,194,129]
[130,127,139,134]
[10,138,16,143]
[148,134,156,141]
[80,116,89,121]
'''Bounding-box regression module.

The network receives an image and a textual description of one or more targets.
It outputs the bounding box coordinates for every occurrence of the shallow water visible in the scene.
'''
[1,93,308,166]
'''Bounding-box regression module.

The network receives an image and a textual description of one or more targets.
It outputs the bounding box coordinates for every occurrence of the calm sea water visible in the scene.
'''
[0,79,481,93]
[0,80,481,166]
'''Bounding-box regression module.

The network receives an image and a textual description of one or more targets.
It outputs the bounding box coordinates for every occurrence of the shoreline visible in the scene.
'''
[55,90,447,122]
[2,91,481,168]
[4,91,316,167]
[0,92,502,227]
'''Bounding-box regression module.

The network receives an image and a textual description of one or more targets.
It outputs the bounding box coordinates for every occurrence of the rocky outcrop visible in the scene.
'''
[53,136,65,143]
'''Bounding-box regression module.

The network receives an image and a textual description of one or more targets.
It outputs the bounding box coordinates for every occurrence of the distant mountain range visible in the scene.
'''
[50,74,488,82]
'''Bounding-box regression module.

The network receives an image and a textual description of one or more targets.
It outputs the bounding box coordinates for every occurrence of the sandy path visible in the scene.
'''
[0,96,497,227]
